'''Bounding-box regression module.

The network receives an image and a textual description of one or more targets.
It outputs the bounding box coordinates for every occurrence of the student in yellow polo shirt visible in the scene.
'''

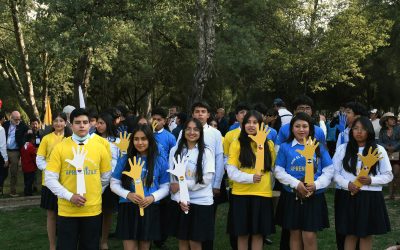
[45,108,111,250]
[226,110,276,250]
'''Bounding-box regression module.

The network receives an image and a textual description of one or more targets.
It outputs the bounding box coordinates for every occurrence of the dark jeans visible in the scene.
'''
[23,171,36,196]
[57,215,102,250]
[0,156,8,190]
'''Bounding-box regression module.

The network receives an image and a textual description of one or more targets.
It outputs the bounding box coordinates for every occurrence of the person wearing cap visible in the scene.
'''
[370,109,381,140]
[273,98,293,126]
[378,112,400,200]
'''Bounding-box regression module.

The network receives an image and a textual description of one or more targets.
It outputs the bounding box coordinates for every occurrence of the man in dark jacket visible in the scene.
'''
[3,111,29,196]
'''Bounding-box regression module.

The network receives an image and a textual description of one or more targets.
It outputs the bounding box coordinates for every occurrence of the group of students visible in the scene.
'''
[33,96,394,250]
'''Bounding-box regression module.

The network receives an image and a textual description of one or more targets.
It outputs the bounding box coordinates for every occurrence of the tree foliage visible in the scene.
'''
[0,0,398,118]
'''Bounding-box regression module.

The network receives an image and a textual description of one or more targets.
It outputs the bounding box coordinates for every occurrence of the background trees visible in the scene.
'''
[0,0,398,119]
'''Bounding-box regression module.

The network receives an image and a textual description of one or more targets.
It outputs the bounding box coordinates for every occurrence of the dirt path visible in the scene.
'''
[0,195,40,211]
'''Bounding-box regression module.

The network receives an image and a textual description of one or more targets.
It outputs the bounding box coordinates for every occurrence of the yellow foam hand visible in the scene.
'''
[248,122,269,147]
[296,137,319,185]
[248,123,270,175]
[353,147,383,189]
[123,156,146,216]
[152,120,158,132]
[113,131,131,155]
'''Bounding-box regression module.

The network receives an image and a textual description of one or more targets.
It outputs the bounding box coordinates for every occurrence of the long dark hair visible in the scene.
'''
[266,108,281,131]
[51,112,72,137]
[238,110,272,172]
[121,124,158,188]
[174,118,205,183]
[95,112,117,138]
[343,116,379,175]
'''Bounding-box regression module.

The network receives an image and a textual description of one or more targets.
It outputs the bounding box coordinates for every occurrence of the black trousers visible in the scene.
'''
[23,171,35,195]
[57,214,102,250]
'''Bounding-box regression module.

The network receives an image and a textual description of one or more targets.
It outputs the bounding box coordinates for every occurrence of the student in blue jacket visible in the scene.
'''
[275,112,334,250]
[111,124,169,250]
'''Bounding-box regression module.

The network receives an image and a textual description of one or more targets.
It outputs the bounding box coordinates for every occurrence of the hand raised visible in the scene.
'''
[296,137,319,159]
[113,131,131,155]
[248,122,270,148]
[152,120,158,132]
[357,147,382,169]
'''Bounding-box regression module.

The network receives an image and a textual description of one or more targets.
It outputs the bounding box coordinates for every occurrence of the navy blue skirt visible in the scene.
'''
[101,185,119,211]
[168,201,215,241]
[335,189,391,237]
[40,186,58,211]
[228,194,275,236]
[116,202,161,241]
[275,190,329,232]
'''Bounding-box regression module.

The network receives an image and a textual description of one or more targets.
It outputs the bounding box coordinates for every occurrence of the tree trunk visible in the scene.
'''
[9,0,40,119]
[73,47,93,108]
[40,51,50,113]
[188,0,216,110]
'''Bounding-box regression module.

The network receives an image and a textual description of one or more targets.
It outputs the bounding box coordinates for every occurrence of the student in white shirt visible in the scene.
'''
[95,112,120,250]
[333,116,392,250]
[168,118,215,250]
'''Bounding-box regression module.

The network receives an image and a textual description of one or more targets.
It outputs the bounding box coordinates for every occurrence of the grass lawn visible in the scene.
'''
[0,189,398,250]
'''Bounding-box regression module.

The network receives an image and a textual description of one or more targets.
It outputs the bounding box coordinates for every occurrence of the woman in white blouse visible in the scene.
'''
[333,116,392,250]
[168,118,215,250]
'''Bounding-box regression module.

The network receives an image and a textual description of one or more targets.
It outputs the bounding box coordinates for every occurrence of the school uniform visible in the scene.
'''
[45,136,112,250]
[274,139,333,232]
[168,145,215,241]
[36,132,66,211]
[226,139,276,237]
[110,147,169,241]
[333,144,392,237]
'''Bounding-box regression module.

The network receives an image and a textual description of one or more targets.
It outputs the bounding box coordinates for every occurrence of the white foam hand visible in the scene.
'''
[65,146,88,171]
[168,154,190,214]
[65,146,88,196]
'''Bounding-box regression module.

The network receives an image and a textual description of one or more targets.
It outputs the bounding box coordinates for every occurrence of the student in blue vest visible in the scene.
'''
[333,116,392,250]
[275,112,334,250]
[110,124,169,250]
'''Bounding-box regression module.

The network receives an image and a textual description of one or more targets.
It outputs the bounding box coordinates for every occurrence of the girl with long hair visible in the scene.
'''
[226,110,275,250]
[110,124,169,250]
[274,112,333,250]
[334,116,392,250]
[95,112,120,250]
[168,118,215,250]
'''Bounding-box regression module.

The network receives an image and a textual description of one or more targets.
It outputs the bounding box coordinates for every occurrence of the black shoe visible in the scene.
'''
[264,238,273,245]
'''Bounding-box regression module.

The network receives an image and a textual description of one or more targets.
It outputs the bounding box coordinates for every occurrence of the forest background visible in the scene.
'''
[0,0,399,120]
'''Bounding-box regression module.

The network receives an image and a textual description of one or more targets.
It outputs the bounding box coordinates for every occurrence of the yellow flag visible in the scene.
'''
[43,97,52,126]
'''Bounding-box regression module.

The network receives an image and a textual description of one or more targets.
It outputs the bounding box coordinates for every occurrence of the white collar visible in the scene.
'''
[203,124,209,129]
[155,128,164,134]
[291,138,302,147]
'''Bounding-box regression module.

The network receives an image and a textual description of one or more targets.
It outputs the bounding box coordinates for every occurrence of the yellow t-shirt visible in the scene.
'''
[223,128,241,156]
[90,133,112,159]
[224,128,241,187]
[47,137,111,217]
[227,139,276,197]
[37,132,66,186]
